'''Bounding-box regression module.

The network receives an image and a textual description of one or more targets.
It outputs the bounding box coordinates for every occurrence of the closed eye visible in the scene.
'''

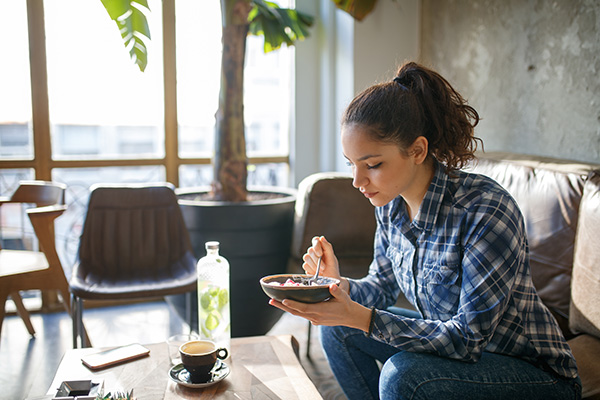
[367,162,382,169]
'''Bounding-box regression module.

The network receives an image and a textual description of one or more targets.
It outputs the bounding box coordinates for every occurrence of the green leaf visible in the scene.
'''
[249,0,314,53]
[330,0,378,21]
[100,0,151,71]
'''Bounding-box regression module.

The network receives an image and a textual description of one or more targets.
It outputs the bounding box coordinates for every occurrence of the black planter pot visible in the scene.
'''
[170,186,296,337]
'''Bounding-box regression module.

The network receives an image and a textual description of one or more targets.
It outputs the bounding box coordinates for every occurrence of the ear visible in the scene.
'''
[409,136,429,164]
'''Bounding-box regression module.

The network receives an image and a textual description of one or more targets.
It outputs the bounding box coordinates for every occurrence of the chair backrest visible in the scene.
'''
[77,183,194,278]
[292,172,376,278]
[0,181,66,252]
[8,181,66,206]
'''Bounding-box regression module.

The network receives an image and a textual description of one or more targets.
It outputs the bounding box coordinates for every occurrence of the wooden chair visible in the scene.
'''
[70,183,197,348]
[0,181,87,341]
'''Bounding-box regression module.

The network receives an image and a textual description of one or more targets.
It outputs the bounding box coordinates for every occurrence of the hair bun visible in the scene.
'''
[393,76,409,91]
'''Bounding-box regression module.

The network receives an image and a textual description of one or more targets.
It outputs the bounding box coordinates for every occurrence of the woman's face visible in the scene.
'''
[341,124,421,207]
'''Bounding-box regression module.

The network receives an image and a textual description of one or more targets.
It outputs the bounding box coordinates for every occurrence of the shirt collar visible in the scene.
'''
[411,161,448,232]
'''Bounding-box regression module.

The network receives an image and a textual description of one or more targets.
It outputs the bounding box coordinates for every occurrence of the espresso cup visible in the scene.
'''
[179,340,228,383]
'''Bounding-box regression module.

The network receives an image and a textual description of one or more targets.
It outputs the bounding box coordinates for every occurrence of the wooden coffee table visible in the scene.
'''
[45,335,323,399]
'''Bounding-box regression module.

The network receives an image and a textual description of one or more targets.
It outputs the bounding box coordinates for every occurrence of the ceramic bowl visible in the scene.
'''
[260,274,340,303]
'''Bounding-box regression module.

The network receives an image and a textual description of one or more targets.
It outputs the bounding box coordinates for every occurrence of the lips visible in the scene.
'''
[362,191,377,199]
[358,186,378,199]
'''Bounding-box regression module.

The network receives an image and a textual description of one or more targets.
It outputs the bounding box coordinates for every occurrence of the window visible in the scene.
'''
[0,1,33,160]
[1,1,293,184]
[0,0,295,310]
[175,0,293,186]
[45,0,165,161]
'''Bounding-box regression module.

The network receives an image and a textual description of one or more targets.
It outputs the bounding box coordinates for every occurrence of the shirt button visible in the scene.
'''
[378,334,384,340]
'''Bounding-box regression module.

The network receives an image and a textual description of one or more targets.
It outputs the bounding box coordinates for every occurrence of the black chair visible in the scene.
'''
[70,183,197,348]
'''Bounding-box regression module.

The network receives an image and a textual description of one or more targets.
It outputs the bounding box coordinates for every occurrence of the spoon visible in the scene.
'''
[309,256,322,284]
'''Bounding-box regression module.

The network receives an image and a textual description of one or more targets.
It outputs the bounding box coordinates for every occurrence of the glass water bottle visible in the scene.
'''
[197,241,231,352]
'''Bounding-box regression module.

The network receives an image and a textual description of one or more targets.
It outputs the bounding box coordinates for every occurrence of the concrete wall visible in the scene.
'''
[294,0,420,183]
[420,0,600,163]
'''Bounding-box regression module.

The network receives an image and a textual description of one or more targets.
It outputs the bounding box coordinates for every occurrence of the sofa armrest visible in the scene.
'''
[569,171,600,338]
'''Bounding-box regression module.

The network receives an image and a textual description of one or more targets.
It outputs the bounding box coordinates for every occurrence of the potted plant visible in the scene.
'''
[100,0,378,336]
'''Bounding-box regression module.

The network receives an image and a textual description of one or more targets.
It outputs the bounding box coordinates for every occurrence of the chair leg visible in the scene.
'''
[59,289,91,348]
[10,292,35,336]
[71,293,78,348]
[71,294,87,348]
[0,291,8,340]
[306,320,312,358]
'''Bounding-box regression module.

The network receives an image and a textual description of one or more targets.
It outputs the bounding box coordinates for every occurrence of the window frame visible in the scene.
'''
[0,0,289,186]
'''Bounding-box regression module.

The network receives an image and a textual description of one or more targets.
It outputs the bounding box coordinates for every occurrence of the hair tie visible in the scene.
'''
[393,76,409,91]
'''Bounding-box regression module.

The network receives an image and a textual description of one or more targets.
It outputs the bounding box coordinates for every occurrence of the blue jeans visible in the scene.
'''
[320,307,581,400]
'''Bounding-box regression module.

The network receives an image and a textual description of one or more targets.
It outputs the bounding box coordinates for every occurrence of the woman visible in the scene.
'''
[269,62,580,399]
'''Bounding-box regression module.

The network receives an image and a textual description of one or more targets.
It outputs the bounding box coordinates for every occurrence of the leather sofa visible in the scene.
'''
[468,152,600,399]
[291,152,600,398]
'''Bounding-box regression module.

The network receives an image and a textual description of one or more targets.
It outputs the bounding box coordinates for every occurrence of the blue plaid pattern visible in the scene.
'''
[348,162,578,379]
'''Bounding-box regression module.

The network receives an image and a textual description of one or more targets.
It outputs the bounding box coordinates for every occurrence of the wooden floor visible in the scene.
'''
[0,300,346,400]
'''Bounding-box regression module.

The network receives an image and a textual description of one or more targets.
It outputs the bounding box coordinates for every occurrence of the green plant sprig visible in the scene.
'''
[96,389,135,400]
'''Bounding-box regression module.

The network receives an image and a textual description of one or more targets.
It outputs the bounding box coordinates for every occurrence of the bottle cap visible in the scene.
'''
[205,241,220,250]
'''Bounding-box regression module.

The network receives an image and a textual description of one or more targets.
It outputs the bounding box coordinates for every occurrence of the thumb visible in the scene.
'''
[318,236,332,251]
[319,236,336,262]
[328,281,348,301]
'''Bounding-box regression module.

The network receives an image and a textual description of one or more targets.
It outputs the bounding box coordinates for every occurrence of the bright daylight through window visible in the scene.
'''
[0,0,295,307]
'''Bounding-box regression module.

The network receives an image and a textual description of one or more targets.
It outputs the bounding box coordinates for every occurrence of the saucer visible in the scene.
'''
[168,360,230,388]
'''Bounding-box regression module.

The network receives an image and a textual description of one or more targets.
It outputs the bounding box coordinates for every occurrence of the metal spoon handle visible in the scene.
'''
[312,256,322,282]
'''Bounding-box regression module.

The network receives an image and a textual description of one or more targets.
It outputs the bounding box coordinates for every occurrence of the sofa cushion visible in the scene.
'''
[568,334,600,399]
[570,172,600,338]
[467,153,599,334]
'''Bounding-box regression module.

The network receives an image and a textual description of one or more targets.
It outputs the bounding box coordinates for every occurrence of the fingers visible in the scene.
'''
[268,298,325,326]
[305,236,331,263]
[301,236,323,273]
[267,283,349,326]
[302,236,340,278]
[268,298,310,317]
[309,235,324,257]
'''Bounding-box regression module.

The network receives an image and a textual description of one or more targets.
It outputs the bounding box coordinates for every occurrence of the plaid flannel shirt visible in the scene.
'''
[348,162,578,379]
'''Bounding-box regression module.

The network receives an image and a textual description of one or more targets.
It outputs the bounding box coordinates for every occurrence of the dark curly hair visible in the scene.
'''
[342,62,482,172]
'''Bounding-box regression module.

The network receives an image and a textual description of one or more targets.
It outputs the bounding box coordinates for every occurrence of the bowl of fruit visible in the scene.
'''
[260,274,340,303]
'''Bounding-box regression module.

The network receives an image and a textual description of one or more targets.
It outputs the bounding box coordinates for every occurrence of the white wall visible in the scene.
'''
[293,0,421,186]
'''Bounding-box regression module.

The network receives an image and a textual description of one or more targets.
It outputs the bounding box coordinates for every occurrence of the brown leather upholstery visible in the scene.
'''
[291,172,376,279]
[569,172,600,399]
[70,183,197,347]
[467,153,600,398]
[296,155,600,392]
[291,172,377,356]
[467,153,599,337]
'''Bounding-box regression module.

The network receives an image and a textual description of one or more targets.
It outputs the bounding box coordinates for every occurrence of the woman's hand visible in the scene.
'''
[268,282,372,332]
[303,236,341,281]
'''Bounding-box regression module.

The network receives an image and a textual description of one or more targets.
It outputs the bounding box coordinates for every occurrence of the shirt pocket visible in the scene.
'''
[421,263,461,319]
[385,246,414,301]
[385,246,403,269]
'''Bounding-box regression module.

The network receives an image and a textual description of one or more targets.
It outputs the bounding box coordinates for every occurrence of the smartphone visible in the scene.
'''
[81,343,150,371]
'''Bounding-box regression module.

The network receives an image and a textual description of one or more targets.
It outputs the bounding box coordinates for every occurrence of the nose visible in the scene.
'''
[352,168,367,190]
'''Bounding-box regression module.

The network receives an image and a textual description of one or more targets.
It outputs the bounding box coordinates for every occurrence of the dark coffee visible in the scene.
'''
[180,340,228,383]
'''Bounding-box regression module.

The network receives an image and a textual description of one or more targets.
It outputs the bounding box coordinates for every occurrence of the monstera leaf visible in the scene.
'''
[100,0,151,71]
[99,0,378,201]
[249,0,314,53]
